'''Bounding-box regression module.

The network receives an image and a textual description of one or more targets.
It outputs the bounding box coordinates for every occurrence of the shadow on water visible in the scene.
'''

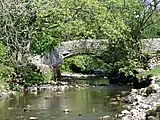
[0,78,131,120]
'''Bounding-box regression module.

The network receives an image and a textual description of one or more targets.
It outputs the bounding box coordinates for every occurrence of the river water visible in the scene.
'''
[0,80,130,120]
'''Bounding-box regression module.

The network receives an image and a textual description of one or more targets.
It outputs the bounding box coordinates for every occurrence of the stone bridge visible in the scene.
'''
[58,39,108,58]
[41,39,108,67]
[32,38,160,68]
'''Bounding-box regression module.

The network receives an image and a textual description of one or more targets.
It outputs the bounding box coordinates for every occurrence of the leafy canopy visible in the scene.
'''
[31,0,130,54]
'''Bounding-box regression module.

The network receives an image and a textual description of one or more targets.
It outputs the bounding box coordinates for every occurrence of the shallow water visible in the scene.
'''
[0,80,130,120]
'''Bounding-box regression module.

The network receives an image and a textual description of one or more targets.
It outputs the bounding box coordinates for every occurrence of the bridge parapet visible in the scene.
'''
[59,39,108,57]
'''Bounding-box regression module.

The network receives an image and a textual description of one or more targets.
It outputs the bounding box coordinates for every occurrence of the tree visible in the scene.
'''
[98,0,160,74]
[31,0,160,79]
[0,0,37,66]
[122,0,160,52]
[142,18,160,39]
[31,0,130,79]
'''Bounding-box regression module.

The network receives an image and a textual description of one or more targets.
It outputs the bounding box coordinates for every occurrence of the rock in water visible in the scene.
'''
[63,109,70,113]
[100,115,110,120]
[109,101,119,105]
[44,96,52,99]
[29,117,37,120]
[147,116,157,120]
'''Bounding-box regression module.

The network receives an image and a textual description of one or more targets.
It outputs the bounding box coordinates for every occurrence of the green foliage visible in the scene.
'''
[138,66,160,86]
[0,0,160,90]
[111,59,140,75]
[61,55,105,72]
[19,64,44,86]
[43,71,53,81]
[0,65,14,91]
[0,0,37,64]
[142,22,160,39]
[61,55,140,76]
[10,64,45,90]
[0,43,13,91]
[32,0,141,75]
[0,42,10,65]
[31,0,153,72]
[31,0,130,54]
[140,66,160,76]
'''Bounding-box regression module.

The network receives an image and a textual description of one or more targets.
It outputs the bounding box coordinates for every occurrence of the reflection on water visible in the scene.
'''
[0,82,130,120]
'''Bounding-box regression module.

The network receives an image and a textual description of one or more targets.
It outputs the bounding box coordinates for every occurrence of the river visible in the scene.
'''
[0,79,130,120]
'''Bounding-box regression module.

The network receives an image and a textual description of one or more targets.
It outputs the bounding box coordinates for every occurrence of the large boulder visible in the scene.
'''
[146,84,160,96]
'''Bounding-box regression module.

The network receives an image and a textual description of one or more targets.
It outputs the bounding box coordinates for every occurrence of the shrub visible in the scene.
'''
[0,42,14,91]
[10,64,45,90]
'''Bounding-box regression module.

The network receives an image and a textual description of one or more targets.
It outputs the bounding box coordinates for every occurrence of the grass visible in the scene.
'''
[139,66,160,76]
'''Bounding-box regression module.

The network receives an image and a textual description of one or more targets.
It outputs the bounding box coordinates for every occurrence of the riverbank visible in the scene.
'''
[1,72,160,120]
[113,83,160,120]
[0,80,89,100]
[0,90,16,100]
[26,73,160,120]
[26,81,89,92]
[61,73,96,78]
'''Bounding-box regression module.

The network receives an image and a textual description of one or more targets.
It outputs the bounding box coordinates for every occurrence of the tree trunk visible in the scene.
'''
[51,66,61,81]
[55,65,61,81]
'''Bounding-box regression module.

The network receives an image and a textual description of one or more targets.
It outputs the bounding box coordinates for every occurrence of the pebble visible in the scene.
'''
[147,116,157,120]
[8,107,14,110]
[63,109,70,113]
[44,96,52,99]
[115,94,121,97]
[110,98,116,101]
[109,101,119,105]
[29,116,37,120]
[121,109,130,115]
[78,114,82,116]
[116,97,121,101]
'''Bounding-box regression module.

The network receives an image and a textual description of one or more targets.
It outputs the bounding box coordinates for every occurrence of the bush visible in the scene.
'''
[0,42,13,91]
[0,65,14,91]
[10,64,45,90]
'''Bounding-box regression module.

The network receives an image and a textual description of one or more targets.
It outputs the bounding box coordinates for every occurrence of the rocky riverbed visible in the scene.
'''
[26,81,89,93]
[0,81,89,100]
[0,90,16,100]
[115,83,160,120]
[2,73,160,120]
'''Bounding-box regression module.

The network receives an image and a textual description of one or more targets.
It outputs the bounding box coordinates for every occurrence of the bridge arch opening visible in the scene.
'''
[61,54,106,75]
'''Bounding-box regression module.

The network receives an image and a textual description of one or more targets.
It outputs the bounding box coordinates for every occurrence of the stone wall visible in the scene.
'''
[142,38,160,52]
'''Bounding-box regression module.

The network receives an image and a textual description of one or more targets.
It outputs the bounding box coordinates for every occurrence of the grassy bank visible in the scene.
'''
[139,66,160,76]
